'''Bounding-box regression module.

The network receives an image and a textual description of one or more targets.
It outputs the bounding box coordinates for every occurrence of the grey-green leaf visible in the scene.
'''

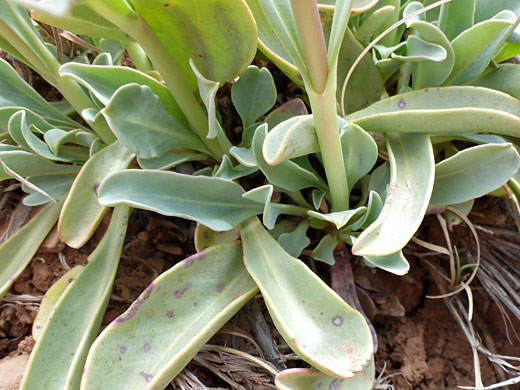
[353,133,435,257]
[81,241,258,390]
[430,143,520,205]
[241,217,373,378]
[98,170,263,231]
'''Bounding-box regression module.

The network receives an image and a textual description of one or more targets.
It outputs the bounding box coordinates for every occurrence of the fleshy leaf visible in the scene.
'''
[102,84,208,158]
[430,143,520,205]
[277,220,311,257]
[472,63,520,99]
[275,358,375,390]
[21,206,130,390]
[0,197,63,299]
[232,65,277,128]
[98,170,263,231]
[308,207,366,230]
[353,133,435,256]
[194,224,240,252]
[241,218,373,378]
[59,141,134,248]
[81,241,258,390]
[0,150,79,181]
[311,234,339,265]
[264,98,308,129]
[22,174,75,206]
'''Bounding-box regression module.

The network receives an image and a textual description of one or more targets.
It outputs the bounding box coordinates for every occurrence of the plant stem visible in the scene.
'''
[123,41,153,72]
[90,2,225,159]
[290,0,329,93]
[307,78,349,212]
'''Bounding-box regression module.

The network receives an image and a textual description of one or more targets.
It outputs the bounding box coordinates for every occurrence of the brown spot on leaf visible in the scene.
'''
[216,283,225,293]
[166,310,173,318]
[331,316,344,327]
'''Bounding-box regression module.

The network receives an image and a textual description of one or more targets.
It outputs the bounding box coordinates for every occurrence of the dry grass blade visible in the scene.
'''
[0,159,56,203]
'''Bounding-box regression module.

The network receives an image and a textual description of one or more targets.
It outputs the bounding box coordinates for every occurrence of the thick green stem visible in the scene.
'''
[307,78,349,212]
[290,0,329,93]
[90,2,224,159]
[123,41,153,72]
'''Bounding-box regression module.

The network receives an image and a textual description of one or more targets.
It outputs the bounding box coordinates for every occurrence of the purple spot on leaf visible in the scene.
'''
[184,251,205,267]
[216,283,225,293]
[193,302,198,307]
[166,310,174,318]
[117,344,127,354]
[329,379,344,390]
[139,371,154,383]
[143,343,151,352]
[68,278,74,283]
[35,325,41,330]
[174,282,192,299]
[397,99,406,109]
[93,182,100,195]
[331,316,344,327]
[114,283,154,323]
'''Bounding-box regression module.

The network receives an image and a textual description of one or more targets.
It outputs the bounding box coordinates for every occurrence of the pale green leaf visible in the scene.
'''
[430,143,520,205]
[0,197,63,299]
[22,174,75,206]
[275,358,375,390]
[355,6,396,46]
[308,207,366,230]
[82,241,258,390]
[59,141,134,248]
[0,150,79,181]
[264,98,308,129]
[102,84,208,159]
[232,65,277,128]
[137,152,207,170]
[214,155,258,181]
[472,64,520,99]
[311,234,339,265]
[241,218,373,378]
[391,35,447,62]
[194,224,240,252]
[21,206,130,390]
[353,133,435,256]
[98,170,263,231]
[438,0,475,40]
[277,220,310,257]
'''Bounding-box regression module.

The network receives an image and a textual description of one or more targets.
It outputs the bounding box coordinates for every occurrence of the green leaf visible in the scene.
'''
[353,133,435,256]
[99,170,263,231]
[253,125,327,191]
[311,234,339,265]
[194,224,240,252]
[232,65,277,128]
[445,10,515,85]
[409,21,455,88]
[189,59,222,139]
[430,143,520,205]
[102,84,208,159]
[241,218,373,378]
[369,0,400,47]
[21,206,130,390]
[133,0,257,89]
[275,358,375,390]
[59,62,189,127]
[214,154,258,181]
[391,35,447,63]
[0,197,63,299]
[277,220,311,257]
[32,266,84,341]
[362,249,410,275]
[355,5,396,46]
[22,174,75,206]
[0,57,76,126]
[327,0,354,68]
[59,141,134,248]
[264,98,308,129]
[308,207,366,230]
[137,152,207,170]
[340,124,378,192]
[438,0,475,41]
[82,241,258,390]
[472,64,520,99]
[345,86,520,137]
[0,150,79,181]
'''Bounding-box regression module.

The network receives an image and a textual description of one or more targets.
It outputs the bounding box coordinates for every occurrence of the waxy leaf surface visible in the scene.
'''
[82,241,258,390]
[241,218,373,378]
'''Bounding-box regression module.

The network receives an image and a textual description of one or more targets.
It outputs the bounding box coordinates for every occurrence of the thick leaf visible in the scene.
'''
[275,358,375,390]
[369,0,400,47]
[242,184,282,229]
[232,65,277,128]
[445,10,515,85]
[363,249,410,275]
[22,174,75,206]
[133,0,257,89]
[214,154,258,181]
[308,207,366,230]
[340,124,377,192]
[409,21,455,88]
[311,234,339,265]
[137,152,207,170]
[0,150,79,181]
[59,62,188,127]
[355,5,396,46]
[0,197,63,299]
[32,266,84,341]
[0,57,76,125]
[438,0,475,40]
[264,98,308,129]
[430,143,520,205]
[59,141,134,248]
[353,133,435,256]
[472,64,520,99]
[98,170,263,231]
[241,218,373,378]
[391,35,447,63]
[82,241,258,390]
[102,84,207,158]
[253,125,327,191]
[21,206,130,390]
[194,224,240,252]
[345,86,520,137]
[277,220,310,257]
